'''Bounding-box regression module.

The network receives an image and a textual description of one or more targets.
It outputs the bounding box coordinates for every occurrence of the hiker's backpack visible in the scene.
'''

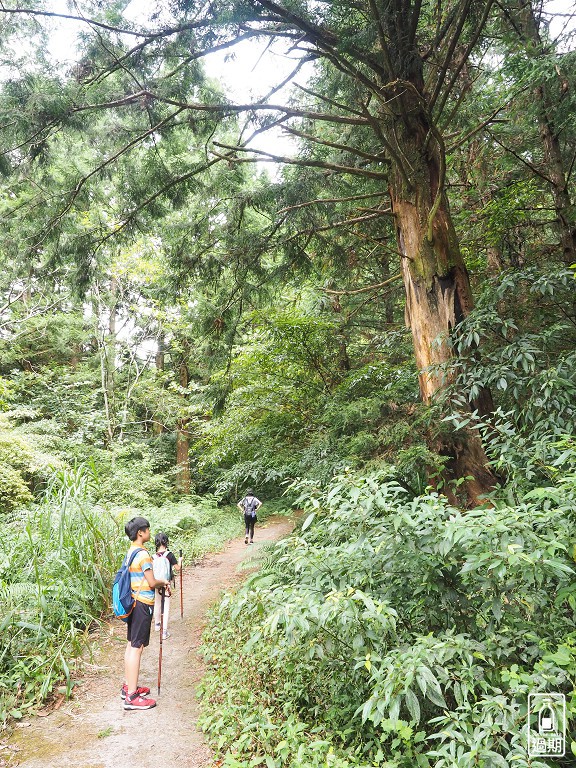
[243,496,258,517]
[112,547,144,622]
[153,551,171,582]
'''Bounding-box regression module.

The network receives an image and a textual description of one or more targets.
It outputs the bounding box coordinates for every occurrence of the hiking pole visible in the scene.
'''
[157,587,165,695]
[179,549,184,618]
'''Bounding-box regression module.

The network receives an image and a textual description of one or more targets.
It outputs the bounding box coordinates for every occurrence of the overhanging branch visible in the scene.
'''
[319,273,403,296]
[307,210,392,233]
[281,125,390,165]
[485,128,555,185]
[70,90,371,126]
[293,83,366,119]
[0,6,147,36]
[277,191,390,215]
[212,141,389,179]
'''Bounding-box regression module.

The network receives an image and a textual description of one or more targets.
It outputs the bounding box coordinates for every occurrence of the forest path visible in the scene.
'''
[7,516,294,768]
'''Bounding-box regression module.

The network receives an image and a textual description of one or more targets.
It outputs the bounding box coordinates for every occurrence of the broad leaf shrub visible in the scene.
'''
[446,266,576,495]
[200,471,576,767]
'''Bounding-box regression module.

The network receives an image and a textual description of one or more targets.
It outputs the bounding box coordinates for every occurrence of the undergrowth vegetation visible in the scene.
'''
[0,465,117,726]
[200,470,576,767]
[0,0,573,759]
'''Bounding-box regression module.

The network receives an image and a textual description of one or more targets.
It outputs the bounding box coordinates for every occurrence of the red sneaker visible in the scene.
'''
[120,684,150,700]
[123,691,156,710]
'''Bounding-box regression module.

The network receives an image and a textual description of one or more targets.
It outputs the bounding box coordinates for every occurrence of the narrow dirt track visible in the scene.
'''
[7,516,294,768]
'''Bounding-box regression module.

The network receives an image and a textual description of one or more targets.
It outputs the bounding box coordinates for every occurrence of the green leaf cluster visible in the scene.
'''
[200,470,576,766]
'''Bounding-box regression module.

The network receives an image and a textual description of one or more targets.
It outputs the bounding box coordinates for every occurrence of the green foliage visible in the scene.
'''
[120,495,245,561]
[0,311,90,371]
[0,415,63,513]
[0,464,120,728]
[0,2,573,757]
[0,462,33,512]
[94,440,178,506]
[199,313,422,497]
[200,471,576,767]
[446,266,576,493]
[0,465,252,729]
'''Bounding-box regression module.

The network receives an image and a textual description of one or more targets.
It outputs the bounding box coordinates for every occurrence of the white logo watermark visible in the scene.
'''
[528,693,566,757]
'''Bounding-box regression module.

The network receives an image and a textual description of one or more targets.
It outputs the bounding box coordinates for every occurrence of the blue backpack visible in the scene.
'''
[112,548,145,621]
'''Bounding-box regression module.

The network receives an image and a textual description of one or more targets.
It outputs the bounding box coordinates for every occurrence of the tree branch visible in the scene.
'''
[257,0,388,81]
[446,106,511,153]
[432,0,496,121]
[307,210,392,234]
[485,128,555,185]
[358,97,413,189]
[35,108,185,243]
[408,0,423,48]
[429,0,475,113]
[426,124,446,243]
[281,125,390,165]
[211,141,389,179]
[0,6,146,36]
[277,191,389,215]
[70,90,371,126]
[367,0,396,79]
[319,273,403,296]
[88,29,263,90]
[293,83,366,119]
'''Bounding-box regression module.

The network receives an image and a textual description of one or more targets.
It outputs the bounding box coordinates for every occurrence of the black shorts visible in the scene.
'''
[127,600,153,648]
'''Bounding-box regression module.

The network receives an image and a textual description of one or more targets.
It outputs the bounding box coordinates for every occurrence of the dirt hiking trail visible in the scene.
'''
[7,516,294,768]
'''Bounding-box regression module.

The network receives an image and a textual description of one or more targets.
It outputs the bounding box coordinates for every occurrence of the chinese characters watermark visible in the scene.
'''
[528,693,566,757]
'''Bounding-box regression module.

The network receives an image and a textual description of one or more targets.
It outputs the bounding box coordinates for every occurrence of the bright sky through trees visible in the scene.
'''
[23,0,571,170]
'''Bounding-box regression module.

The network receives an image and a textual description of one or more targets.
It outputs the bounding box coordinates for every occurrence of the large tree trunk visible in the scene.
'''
[96,279,118,445]
[536,94,576,265]
[176,423,191,494]
[258,0,498,501]
[393,195,471,401]
[107,277,117,401]
[389,105,496,501]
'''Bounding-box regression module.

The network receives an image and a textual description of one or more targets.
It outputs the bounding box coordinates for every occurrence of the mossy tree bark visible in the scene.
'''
[388,102,496,500]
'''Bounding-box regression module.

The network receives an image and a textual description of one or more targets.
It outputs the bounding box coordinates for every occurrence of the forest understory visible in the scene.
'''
[0,0,575,766]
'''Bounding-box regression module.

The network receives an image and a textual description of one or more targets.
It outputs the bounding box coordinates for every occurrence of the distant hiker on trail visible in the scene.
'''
[153,532,183,640]
[122,516,170,711]
[237,489,262,545]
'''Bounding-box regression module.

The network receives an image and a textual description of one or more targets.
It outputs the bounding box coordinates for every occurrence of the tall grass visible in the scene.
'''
[0,463,121,727]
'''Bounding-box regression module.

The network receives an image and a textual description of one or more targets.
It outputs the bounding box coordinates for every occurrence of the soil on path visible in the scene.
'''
[7,516,294,768]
